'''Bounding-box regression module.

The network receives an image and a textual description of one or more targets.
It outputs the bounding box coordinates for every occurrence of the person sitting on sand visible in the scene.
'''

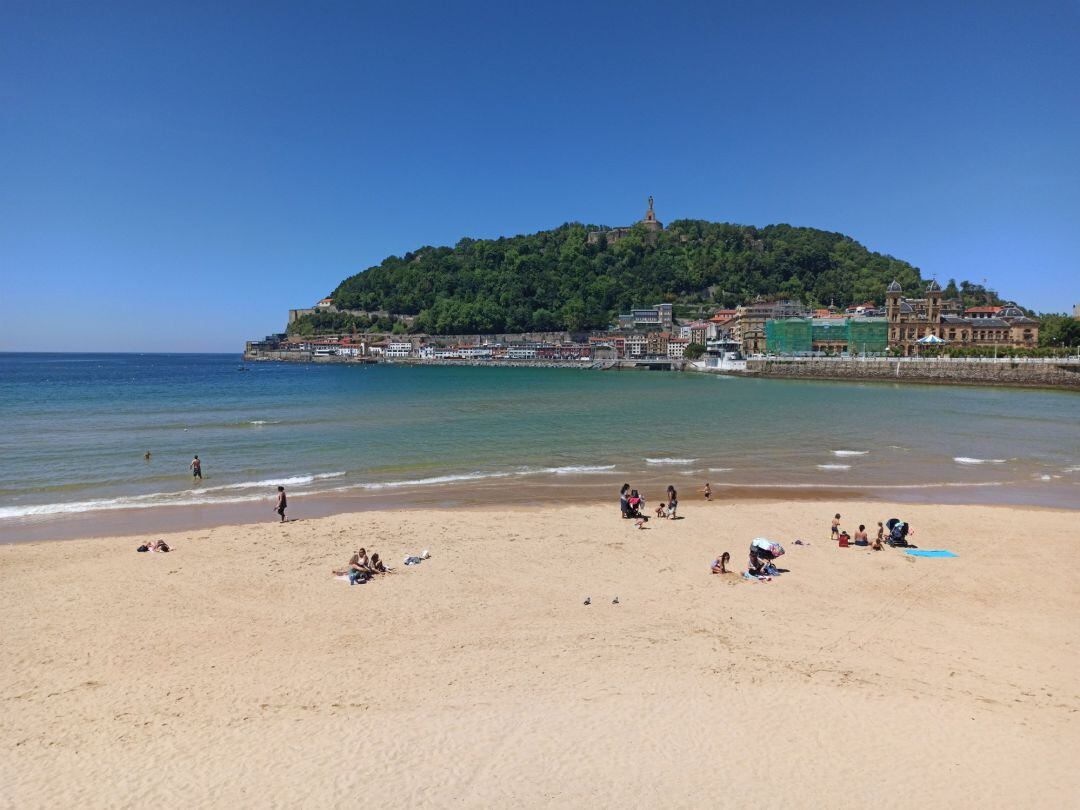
[747,551,768,576]
[665,485,678,519]
[872,522,884,551]
[711,552,730,574]
[332,548,373,585]
[853,525,869,546]
[369,553,389,574]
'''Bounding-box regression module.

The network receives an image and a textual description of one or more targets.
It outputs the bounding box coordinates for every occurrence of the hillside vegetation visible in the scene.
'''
[293,220,1006,335]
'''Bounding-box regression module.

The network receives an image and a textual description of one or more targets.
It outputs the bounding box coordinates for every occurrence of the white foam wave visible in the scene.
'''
[954,457,1007,465]
[1064,466,1080,474]
[357,471,514,490]
[817,464,851,470]
[538,465,617,475]
[645,458,697,465]
[708,467,733,472]
[0,492,267,520]
[832,450,868,457]
[191,472,346,493]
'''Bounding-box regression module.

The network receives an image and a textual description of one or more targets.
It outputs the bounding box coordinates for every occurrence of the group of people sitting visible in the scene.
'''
[619,483,678,527]
[831,513,886,550]
[333,547,390,585]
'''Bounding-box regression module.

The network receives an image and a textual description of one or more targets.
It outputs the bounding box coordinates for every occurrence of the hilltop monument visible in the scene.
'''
[588,196,663,245]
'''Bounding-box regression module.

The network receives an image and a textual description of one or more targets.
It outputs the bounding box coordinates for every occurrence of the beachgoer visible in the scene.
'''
[275,486,287,522]
[853,525,869,546]
[665,486,678,519]
[654,502,667,518]
[748,552,768,576]
[700,482,712,501]
[144,451,151,461]
[711,551,730,574]
[190,455,202,481]
[619,483,631,518]
[872,522,884,551]
[838,530,850,548]
[346,548,372,585]
[831,513,841,540]
[370,553,388,573]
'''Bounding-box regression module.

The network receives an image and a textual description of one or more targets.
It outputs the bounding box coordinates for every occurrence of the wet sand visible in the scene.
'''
[2,500,1078,808]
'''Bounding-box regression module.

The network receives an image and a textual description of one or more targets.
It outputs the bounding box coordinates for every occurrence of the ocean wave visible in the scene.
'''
[191,472,346,493]
[645,458,697,465]
[954,457,1007,465]
[538,465,616,475]
[831,450,868,457]
[1064,466,1080,474]
[0,492,267,520]
[357,471,514,490]
[816,464,851,470]
[708,467,733,472]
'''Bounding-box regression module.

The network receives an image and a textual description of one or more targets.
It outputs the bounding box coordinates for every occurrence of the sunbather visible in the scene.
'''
[853,525,869,546]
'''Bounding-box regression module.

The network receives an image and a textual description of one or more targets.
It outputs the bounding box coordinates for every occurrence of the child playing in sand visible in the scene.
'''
[711,552,730,574]
[654,502,667,518]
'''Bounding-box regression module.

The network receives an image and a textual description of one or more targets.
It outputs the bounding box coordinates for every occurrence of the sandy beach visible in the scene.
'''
[2,499,1078,808]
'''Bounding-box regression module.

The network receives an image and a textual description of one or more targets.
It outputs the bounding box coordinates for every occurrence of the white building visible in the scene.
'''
[508,344,538,360]
[385,341,414,358]
[460,345,492,359]
[667,337,690,359]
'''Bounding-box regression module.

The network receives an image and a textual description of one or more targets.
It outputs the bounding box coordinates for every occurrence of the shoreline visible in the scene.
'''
[3,500,1078,806]
[3,475,1076,545]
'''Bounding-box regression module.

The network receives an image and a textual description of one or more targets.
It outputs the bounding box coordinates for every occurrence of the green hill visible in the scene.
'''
[294,220,1002,335]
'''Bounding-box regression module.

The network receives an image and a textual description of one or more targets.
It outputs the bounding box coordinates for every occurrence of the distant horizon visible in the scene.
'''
[2,1,1077,352]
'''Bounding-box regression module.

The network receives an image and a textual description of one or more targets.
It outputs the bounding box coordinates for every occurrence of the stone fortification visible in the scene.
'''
[744,357,1080,389]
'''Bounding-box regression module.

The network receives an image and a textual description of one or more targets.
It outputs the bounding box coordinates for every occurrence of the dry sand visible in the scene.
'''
[2,500,1078,808]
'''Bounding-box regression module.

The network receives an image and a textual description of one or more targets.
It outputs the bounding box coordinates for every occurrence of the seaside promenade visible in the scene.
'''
[2,500,1077,807]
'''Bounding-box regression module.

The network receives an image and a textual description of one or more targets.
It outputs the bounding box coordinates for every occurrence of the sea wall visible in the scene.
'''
[743,357,1080,389]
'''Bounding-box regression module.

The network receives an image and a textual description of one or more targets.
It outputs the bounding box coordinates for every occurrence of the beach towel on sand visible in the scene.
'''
[905,549,957,558]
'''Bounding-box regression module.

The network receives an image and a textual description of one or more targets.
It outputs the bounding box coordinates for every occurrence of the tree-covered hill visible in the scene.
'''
[313,220,998,335]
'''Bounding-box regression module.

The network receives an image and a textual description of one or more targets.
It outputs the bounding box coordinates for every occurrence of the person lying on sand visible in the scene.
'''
[711,552,730,574]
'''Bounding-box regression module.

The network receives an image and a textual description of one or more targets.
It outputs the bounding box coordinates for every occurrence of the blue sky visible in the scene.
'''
[2,0,1078,352]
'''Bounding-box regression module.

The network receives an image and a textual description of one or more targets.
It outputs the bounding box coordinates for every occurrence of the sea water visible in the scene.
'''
[1,353,1077,536]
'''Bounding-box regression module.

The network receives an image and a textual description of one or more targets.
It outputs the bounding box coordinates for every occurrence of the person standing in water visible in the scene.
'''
[190,455,202,482]
[275,486,287,522]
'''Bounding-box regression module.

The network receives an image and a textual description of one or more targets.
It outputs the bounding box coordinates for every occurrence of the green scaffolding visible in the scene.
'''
[765,318,812,354]
[846,318,888,354]
[765,317,889,355]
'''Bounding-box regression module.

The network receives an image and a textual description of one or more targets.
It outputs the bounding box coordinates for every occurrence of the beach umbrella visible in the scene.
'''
[917,334,947,344]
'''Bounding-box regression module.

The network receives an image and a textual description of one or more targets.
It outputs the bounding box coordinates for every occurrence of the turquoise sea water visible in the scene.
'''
[1,353,1077,536]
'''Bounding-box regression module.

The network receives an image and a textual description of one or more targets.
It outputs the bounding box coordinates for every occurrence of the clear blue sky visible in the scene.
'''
[2,1,1078,352]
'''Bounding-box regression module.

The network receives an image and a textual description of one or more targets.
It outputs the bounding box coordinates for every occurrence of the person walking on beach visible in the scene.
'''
[190,455,202,482]
[275,486,287,522]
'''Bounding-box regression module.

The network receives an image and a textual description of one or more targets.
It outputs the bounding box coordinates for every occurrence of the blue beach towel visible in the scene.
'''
[905,549,957,558]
